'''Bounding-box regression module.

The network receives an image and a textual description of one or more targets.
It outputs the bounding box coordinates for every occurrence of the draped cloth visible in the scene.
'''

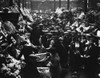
[3,21,17,35]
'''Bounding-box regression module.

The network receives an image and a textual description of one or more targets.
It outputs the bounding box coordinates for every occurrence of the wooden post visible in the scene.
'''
[18,0,20,7]
[67,0,70,10]
[84,0,87,13]
[59,0,61,8]
[54,0,56,11]
[24,0,26,8]
[31,0,32,10]
[23,0,25,7]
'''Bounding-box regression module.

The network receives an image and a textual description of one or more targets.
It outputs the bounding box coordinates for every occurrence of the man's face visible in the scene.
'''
[11,37,16,44]
[97,3,100,8]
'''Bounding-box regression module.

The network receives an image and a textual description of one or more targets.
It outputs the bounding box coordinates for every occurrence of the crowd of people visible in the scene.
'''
[1,2,100,78]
